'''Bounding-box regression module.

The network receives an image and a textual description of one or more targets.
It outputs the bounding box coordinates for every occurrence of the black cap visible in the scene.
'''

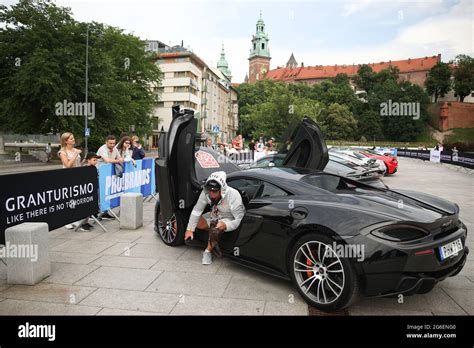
[85,152,101,160]
[205,179,221,192]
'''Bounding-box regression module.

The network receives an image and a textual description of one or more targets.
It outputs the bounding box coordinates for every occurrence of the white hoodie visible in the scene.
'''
[186,171,245,232]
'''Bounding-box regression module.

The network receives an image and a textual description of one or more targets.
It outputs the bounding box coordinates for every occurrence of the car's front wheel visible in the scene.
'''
[289,233,359,311]
[154,201,185,246]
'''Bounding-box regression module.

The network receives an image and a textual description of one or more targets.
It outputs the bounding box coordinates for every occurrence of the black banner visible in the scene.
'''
[0,167,99,244]
[396,149,474,169]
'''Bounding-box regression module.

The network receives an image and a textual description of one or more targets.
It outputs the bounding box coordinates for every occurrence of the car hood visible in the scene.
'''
[299,188,451,223]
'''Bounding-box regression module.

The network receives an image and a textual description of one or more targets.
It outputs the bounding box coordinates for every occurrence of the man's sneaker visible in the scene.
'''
[202,250,213,265]
[212,244,223,258]
[65,224,74,230]
[100,213,115,220]
[82,223,94,229]
[79,224,92,232]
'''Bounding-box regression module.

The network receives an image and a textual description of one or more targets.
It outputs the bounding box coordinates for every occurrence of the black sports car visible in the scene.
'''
[154,107,468,311]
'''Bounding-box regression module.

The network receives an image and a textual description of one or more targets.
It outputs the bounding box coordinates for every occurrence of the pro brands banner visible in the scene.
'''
[397,149,474,169]
[98,159,155,212]
[0,167,99,244]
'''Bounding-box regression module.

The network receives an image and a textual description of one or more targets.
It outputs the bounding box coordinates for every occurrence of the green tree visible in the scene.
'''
[453,54,474,102]
[353,64,377,92]
[425,62,452,102]
[0,0,161,149]
[357,110,382,140]
[318,103,357,140]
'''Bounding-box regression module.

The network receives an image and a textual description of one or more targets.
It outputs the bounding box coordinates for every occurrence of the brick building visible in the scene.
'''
[246,14,440,88]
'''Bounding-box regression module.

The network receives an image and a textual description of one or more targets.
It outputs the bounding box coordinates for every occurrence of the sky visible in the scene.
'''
[3,0,473,82]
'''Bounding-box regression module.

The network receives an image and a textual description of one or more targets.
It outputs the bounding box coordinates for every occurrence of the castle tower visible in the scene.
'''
[248,11,271,84]
[286,53,297,69]
[217,44,232,81]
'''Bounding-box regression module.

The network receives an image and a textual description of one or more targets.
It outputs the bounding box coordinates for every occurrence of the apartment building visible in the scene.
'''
[145,42,239,148]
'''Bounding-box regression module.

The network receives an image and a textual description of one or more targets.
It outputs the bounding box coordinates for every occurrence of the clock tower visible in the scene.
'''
[248,12,271,84]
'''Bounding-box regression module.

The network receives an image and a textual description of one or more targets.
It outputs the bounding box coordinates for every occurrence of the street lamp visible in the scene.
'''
[84,24,89,154]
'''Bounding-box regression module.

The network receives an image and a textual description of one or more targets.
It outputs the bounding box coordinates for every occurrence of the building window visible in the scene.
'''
[175,57,190,63]
[174,86,189,93]
[152,118,159,130]
[152,135,159,148]
[262,43,265,49]
[253,43,256,50]
[156,102,164,108]
[174,71,186,77]
[471,92,474,97]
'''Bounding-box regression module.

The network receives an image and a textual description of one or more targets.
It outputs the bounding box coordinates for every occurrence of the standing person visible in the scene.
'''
[232,134,243,151]
[256,139,265,152]
[96,135,124,220]
[218,143,227,156]
[266,137,274,151]
[97,135,124,168]
[248,138,256,162]
[57,132,92,231]
[58,133,81,168]
[131,136,145,160]
[206,138,214,149]
[116,136,136,167]
[45,142,52,162]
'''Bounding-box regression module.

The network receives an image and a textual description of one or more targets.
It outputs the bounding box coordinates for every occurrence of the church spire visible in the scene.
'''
[217,43,232,81]
[286,53,297,69]
[249,12,270,59]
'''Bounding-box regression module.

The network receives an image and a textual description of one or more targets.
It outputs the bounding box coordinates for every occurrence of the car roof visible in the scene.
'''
[228,166,329,192]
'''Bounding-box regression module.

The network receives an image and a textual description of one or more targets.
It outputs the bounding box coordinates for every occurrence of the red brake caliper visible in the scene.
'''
[306,258,314,278]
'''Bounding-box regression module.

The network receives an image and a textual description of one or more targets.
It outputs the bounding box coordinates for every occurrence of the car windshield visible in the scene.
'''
[300,174,346,192]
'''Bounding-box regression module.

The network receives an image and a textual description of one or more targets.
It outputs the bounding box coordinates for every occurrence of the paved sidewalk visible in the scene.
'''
[0,202,308,315]
[0,157,472,315]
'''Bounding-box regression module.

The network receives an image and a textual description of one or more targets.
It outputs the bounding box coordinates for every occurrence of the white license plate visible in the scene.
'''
[439,239,463,261]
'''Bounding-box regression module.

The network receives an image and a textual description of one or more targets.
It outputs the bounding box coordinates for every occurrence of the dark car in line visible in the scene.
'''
[154,107,468,311]
[250,153,387,189]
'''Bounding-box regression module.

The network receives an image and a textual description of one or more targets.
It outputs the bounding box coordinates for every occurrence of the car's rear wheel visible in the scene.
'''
[289,233,359,311]
[154,202,185,246]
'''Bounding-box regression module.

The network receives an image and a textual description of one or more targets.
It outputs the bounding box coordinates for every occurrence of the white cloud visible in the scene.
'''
[342,0,447,17]
[272,0,472,69]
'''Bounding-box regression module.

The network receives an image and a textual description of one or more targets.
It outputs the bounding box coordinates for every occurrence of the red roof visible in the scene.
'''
[265,55,441,82]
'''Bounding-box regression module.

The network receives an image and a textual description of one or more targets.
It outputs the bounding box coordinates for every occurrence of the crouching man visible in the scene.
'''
[184,171,245,265]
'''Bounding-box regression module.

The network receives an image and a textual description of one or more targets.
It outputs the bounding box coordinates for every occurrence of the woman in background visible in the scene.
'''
[116,136,136,167]
[57,132,92,232]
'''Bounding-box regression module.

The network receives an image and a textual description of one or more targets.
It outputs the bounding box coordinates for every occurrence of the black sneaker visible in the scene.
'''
[100,213,115,220]
[83,223,94,229]
[79,224,91,232]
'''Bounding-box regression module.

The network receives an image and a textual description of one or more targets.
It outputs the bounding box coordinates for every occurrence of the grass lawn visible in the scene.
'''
[445,128,474,143]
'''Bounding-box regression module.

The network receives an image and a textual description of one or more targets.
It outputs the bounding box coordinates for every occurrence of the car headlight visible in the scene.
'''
[371,224,429,242]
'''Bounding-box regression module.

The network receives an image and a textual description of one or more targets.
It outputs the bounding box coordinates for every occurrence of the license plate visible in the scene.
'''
[439,239,463,261]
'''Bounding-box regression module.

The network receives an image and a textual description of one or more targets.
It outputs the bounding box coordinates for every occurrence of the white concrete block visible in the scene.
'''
[120,193,143,230]
[5,222,51,285]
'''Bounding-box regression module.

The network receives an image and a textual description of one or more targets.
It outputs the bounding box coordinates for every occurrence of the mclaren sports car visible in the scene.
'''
[154,107,468,311]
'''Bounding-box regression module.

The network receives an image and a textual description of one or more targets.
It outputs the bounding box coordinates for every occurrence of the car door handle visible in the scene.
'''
[290,207,308,219]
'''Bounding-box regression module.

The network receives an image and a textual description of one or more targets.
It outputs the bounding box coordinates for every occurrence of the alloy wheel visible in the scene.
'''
[293,241,345,305]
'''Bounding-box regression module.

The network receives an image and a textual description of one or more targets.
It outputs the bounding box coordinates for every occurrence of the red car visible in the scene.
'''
[360,150,398,175]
